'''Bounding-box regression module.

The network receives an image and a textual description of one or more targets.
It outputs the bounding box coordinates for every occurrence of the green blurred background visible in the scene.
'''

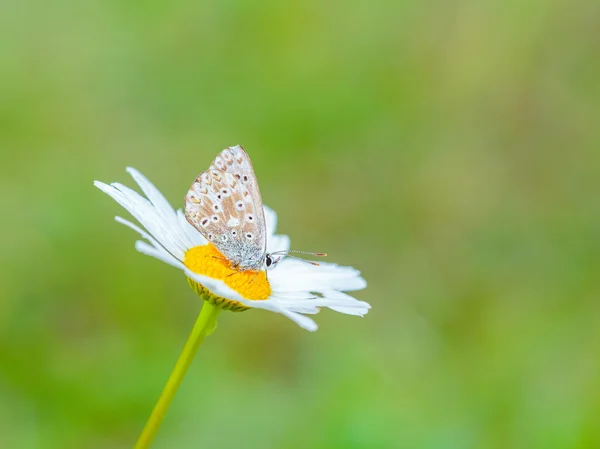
[1,1,600,448]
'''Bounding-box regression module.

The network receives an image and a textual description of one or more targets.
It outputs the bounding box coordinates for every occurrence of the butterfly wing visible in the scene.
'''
[184,146,267,271]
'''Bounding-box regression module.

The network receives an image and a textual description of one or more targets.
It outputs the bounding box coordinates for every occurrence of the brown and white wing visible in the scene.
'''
[184,146,267,270]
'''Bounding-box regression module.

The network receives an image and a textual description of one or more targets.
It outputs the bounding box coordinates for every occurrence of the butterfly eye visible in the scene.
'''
[265,255,272,267]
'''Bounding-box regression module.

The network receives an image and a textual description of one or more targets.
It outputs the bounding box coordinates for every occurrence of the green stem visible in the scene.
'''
[134,300,221,449]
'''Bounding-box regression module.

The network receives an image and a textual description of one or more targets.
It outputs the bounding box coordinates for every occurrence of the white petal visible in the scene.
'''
[95,179,188,260]
[319,290,371,316]
[108,179,189,256]
[268,234,291,254]
[275,294,370,317]
[270,291,316,299]
[243,298,319,331]
[126,167,176,220]
[184,270,318,331]
[269,259,367,292]
[327,306,368,316]
[269,302,321,314]
[127,168,193,252]
[184,269,248,302]
[94,180,136,212]
[271,307,318,331]
[177,209,207,246]
[135,241,186,270]
[115,216,163,249]
[263,205,277,238]
[263,205,291,254]
[321,289,371,304]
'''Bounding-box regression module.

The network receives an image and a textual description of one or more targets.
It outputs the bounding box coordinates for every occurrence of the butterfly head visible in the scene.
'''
[264,253,282,270]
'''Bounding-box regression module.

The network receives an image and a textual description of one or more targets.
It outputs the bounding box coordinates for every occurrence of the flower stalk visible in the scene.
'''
[134,300,221,449]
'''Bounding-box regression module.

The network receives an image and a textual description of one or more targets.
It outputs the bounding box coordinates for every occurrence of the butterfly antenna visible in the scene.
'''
[280,254,322,266]
[271,250,327,257]
[270,250,327,266]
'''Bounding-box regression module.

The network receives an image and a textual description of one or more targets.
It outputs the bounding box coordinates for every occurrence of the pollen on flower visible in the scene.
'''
[184,244,271,310]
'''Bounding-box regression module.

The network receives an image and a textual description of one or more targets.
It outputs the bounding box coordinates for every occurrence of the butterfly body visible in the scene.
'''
[185,146,268,271]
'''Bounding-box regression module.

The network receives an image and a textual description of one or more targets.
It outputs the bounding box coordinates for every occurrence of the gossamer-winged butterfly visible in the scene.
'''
[184,145,326,272]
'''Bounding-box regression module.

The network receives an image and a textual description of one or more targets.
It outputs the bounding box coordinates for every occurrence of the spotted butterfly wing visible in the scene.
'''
[184,145,267,271]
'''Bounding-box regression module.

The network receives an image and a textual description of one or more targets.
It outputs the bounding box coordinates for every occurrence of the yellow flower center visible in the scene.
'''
[183,243,271,311]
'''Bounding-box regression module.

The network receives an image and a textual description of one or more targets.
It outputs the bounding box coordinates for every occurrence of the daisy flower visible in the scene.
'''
[94,163,369,332]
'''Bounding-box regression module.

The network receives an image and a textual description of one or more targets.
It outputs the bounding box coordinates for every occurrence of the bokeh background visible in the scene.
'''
[2,1,600,448]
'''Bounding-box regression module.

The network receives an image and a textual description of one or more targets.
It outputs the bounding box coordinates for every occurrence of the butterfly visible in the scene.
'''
[184,145,325,272]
